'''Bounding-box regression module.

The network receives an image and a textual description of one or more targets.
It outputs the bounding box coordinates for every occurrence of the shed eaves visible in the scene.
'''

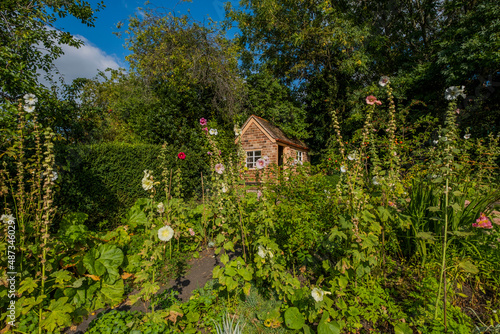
[244,115,308,150]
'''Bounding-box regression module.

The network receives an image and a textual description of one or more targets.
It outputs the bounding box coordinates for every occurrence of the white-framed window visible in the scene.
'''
[246,150,261,168]
[297,151,304,162]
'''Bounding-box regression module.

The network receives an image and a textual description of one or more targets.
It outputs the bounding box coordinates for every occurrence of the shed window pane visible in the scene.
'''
[246,150,261,168]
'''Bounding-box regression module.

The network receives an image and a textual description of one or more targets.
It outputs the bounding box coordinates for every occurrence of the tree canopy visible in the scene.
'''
[0,0,105,100]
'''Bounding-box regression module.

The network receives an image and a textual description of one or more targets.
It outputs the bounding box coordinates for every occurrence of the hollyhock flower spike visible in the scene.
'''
[200,118,207,126]
[379,76,390,87]
[366,95,378,105]
[178,152,186,160]
[215,163,225,174]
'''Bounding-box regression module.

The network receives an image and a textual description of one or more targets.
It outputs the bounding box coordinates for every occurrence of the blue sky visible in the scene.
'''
[48,0,237,84]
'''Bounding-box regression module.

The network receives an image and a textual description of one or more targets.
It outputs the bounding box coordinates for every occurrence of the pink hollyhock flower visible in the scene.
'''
[200,118,207,126]
[375,100,382,105]
[366,95,378,105]
[189,228,195,236]
[215,163,225,174]
[256,158,266,169]
[203,127,208,133]
[472,213,493,229]
[257,190,262,199]
[178,152,186,160]
[207,151,212,155]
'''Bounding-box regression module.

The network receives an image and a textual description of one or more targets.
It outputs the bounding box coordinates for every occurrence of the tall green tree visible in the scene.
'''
[121,7,245,125]
[0,0,105,100]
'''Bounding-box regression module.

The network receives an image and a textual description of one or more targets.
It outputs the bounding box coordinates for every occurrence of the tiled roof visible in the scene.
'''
[243,115,309,150]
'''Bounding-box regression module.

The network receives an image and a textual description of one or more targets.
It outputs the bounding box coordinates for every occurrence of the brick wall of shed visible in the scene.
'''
[285,147,310,162]
[241,122,278,182]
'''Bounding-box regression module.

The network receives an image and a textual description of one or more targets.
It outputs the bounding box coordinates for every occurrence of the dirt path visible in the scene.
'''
[65,247,219,333]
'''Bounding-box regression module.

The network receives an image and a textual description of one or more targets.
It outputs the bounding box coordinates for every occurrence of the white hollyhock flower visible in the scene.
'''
[257,245,267,258]
[464,134,470,139]
[340,165,346,173]
[372,176,379,185]
[50,171,58,181]
[445,86,466,100]
[23,94,38,105]
[1,214,15,224]
[158,225,174,242]
[23,105,35,113]
[311,287,331,302]
[141,170,154,191]
[347,152,357,161]
[157,202,165,214]
[379,76,390,87]
[222,183,227,193]
[234,125,242,136]
[209,128,218,135]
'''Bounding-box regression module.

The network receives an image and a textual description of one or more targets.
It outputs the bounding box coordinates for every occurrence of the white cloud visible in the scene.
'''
[38,34,121,86]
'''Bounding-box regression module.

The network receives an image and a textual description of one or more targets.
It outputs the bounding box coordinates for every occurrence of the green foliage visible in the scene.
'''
[0,0,104,99]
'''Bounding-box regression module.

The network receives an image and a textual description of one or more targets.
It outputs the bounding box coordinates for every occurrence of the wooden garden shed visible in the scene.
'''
[237,115,309,183]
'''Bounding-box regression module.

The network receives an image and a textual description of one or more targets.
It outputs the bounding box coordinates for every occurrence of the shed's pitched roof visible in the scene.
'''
[241,115,309,150]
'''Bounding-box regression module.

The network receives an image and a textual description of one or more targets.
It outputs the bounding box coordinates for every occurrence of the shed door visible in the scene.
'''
[278,146,284,166]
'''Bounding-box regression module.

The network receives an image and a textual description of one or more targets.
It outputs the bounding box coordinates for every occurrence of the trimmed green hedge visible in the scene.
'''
[55,142,209,229]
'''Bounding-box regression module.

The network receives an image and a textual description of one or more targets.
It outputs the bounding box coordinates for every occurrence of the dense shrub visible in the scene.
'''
[54,142,210,229]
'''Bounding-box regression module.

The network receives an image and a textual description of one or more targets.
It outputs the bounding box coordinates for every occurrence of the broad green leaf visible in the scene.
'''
[225,277,238,291]
[40,297,74,333]
[51,270,73,287]
[318,311,340,334]
[220,253,229,265]
[394,322,412,334]
[238,267,253,281]
[415,232,435,241]
[225,266,237,277]
[83,244,124,283]
[99,278,125,306]
[18,277,38,295]
[458,260,479,274]
[284,307,305,329]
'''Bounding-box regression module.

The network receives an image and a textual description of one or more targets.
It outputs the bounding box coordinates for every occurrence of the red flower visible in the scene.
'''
[178,152,186,160]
